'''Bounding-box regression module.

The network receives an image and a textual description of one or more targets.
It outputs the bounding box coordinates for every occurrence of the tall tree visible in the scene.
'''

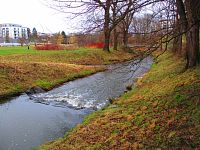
[121,10,135,48]
[32,27,38,46]
[103,0,111,51]
[48,0,146,52]
[52,32,64,44]
[185,0,200,68]
[61,31,67,44]
[172,0,200,68]
[27,28,31,43]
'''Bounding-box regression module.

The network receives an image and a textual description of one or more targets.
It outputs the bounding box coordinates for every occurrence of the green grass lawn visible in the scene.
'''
[0,46,37,55]
[0,46,94,55]
[0,46,134,65]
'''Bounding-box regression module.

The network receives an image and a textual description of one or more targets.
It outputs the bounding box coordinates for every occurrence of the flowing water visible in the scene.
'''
[0,57,152,150]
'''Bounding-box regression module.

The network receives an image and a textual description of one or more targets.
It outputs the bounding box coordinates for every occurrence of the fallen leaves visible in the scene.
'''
[149,122,156,129]
[152,101,158,107]
[140,106,148,111]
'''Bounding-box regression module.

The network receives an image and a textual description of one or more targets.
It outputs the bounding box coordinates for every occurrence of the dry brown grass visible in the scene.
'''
[0,61,103,98]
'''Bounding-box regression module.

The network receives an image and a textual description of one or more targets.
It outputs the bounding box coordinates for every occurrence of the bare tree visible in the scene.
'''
[31,27,38,46]
[61,31,68,44]
[169,0,200,68]
[151,0,200,68]
[121,10,135,48]
[47,0,156,52]
[52,32,64,44]
[18,37,26,46]
[47,0,200,68]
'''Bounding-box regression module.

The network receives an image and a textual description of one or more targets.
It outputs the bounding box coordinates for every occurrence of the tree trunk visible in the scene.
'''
[185,0,200,68]
[174,0,188,55]
[172,19,182,54]
[186,22,199,68]
[123,29,129,48]
[112,1,118,51]
[173,35,182,54]
[104,28,110,52]
[113,28,118,50]
[103,0,111,52]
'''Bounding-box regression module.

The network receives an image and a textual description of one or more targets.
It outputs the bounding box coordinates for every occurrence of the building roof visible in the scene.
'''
[0,23,22,28]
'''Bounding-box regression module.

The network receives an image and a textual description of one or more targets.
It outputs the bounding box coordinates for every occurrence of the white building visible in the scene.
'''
[0,23,29,45]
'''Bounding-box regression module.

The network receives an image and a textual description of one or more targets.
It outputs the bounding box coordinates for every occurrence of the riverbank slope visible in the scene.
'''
[40,52,200,149]
[0,47,134,100]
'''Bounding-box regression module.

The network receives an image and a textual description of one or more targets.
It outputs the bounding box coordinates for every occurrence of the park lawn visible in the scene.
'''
[0,46,37,55]
[39,52,200,149]
[0,46,135,99]
[0,46,134,65]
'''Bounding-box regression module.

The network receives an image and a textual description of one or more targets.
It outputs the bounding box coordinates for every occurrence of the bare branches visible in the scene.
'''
[45,0,200,68]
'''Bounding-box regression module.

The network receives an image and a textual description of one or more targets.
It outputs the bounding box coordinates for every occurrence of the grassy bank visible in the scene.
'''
[0,47,134,99]
[39,52,200,149]
[0,62,102,98]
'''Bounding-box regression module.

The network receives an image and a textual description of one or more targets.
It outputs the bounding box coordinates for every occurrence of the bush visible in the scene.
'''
[86,42,104,49]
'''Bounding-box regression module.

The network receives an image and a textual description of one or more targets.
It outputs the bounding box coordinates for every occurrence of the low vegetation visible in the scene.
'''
[39,52,200,149]
[0,46,134,99]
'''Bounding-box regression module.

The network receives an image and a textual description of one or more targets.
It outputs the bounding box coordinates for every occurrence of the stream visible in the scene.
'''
[0,57,152,150]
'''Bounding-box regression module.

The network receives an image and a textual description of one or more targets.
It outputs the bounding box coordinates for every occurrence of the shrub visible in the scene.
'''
[86,42,104,49]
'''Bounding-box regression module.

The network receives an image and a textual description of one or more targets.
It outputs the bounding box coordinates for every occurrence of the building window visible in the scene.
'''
[6,28,9,35]
[6,31,9,35]
[2,28,5,37]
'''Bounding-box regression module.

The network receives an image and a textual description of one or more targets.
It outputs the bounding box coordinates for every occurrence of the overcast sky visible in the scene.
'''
[0,0,74,34]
